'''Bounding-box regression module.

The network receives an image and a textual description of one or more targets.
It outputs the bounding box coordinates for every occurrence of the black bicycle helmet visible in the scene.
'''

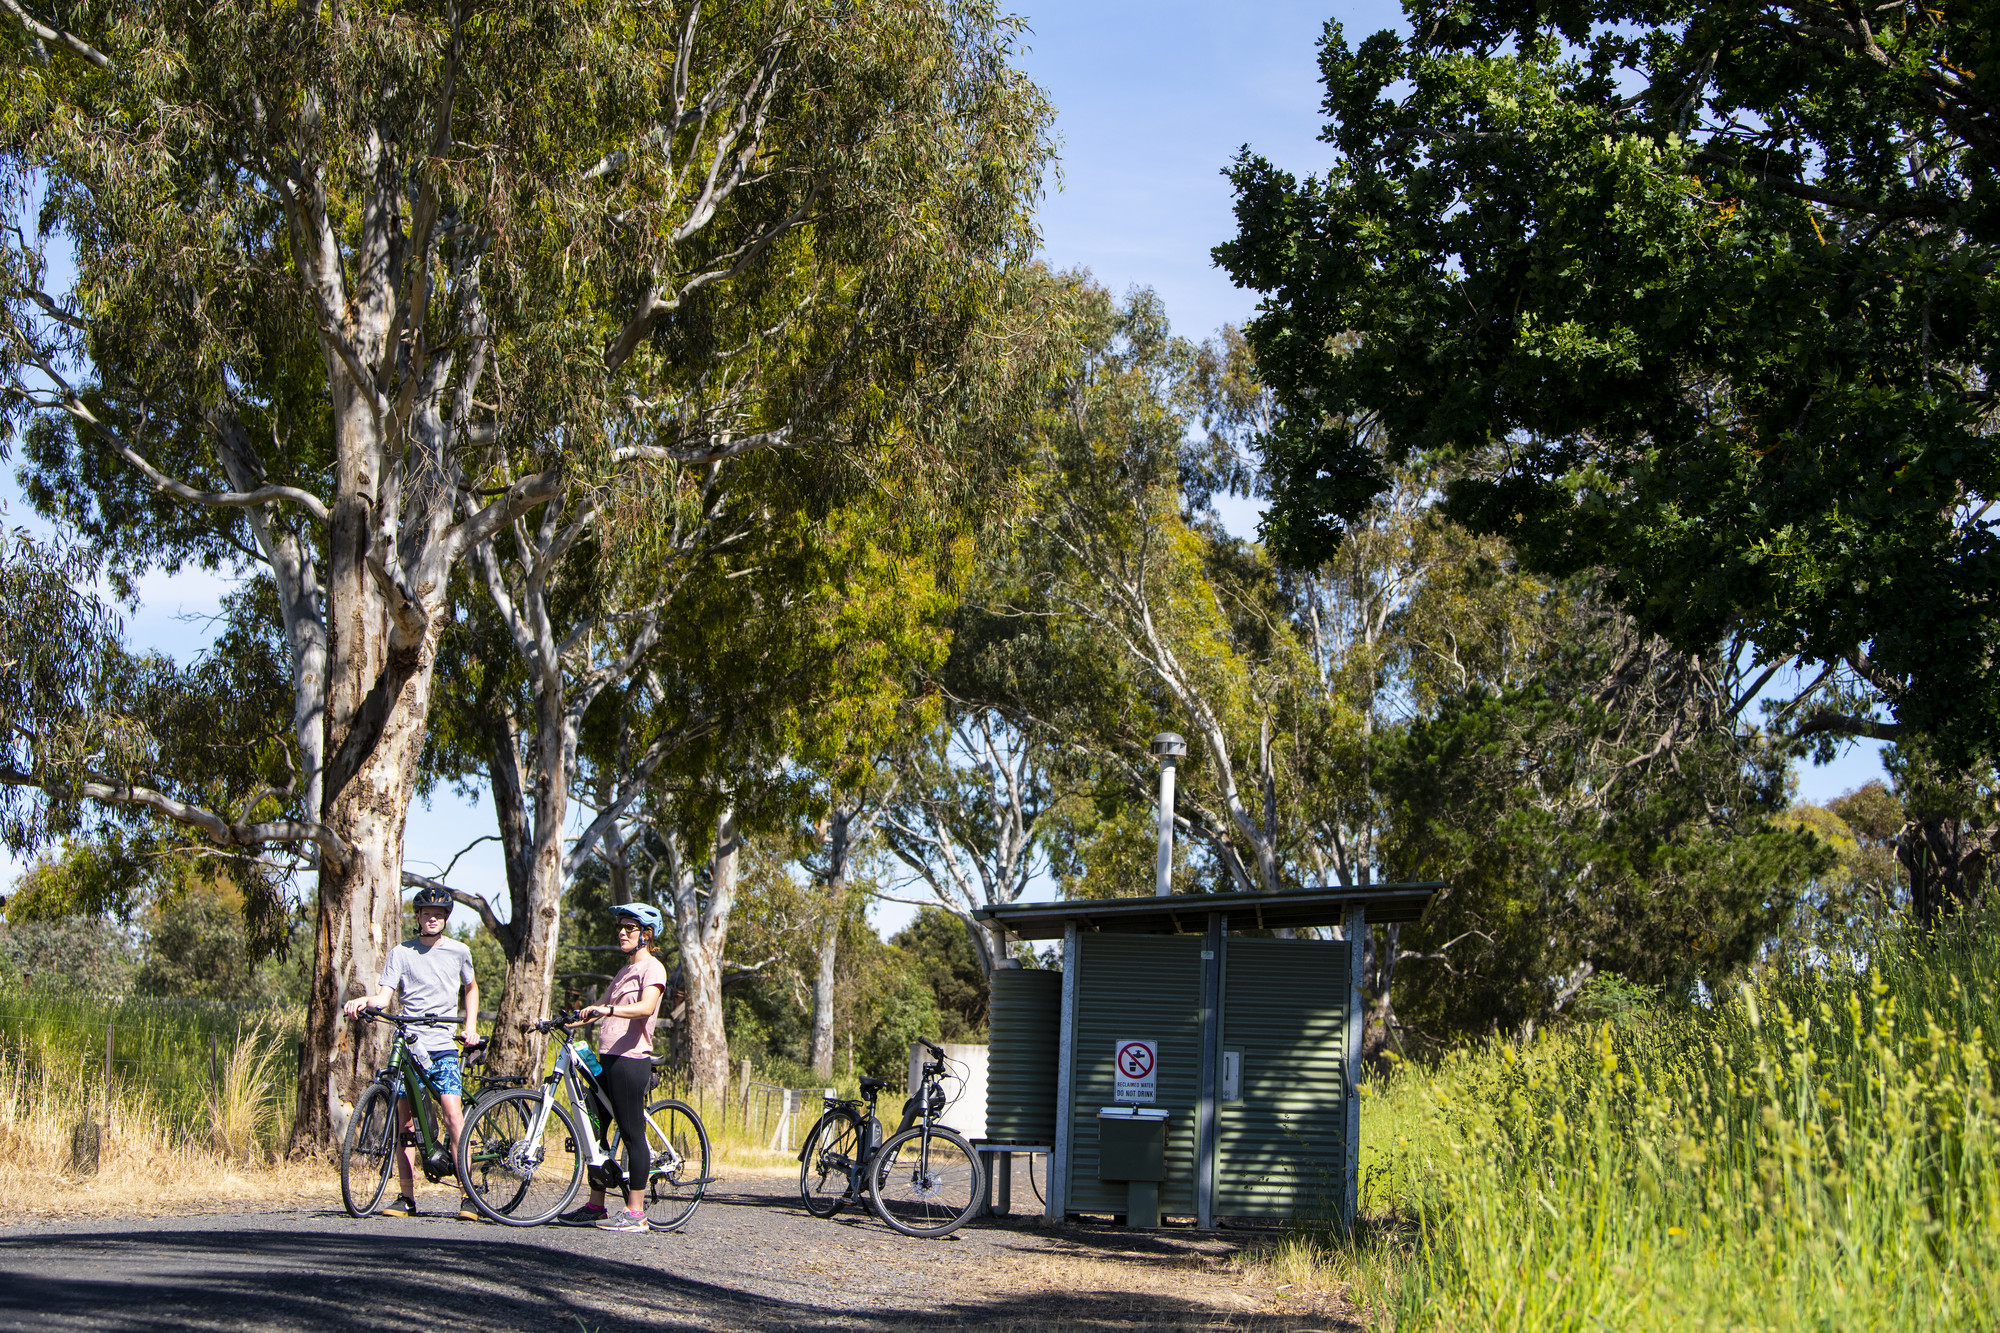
[410,885,452,911]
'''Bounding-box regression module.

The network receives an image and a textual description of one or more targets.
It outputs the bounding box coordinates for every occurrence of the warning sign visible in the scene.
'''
[1114,1038,1158,1103]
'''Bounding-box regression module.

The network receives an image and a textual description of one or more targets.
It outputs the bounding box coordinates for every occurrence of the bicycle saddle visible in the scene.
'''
[858,1076,892,1095]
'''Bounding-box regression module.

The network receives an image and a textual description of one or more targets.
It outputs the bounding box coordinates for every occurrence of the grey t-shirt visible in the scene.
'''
[378,936,475,1052]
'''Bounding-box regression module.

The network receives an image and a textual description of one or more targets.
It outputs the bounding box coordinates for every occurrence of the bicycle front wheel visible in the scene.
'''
[456,1087,585,1226]
[868,1124,984,1238]
[340,1083,397,1218]
[798,1108,863,1218]
[608,1098,711,1231]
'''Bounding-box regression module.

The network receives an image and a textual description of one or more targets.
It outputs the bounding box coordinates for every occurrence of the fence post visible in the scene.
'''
[101,1023,114,1139]
[738,1059,751,1129]
[208,1032,222,1107]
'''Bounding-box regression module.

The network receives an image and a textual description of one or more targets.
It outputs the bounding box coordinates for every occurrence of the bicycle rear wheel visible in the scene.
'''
[869,1124,984,1238]
[608,1098,711,1231]
[457,1088,585,1226]
[340,1083,397,1218]
[798,1108,863,1218]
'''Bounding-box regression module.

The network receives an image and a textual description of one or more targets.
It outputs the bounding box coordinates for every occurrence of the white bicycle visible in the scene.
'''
[455,1011,711,1230]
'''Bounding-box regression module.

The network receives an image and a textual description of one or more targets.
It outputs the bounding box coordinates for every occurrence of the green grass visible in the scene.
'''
[0,984,304,1145]
[1309,927,2000,1331]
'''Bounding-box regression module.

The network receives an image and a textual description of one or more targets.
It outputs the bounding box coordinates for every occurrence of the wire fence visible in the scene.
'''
[0,1008,304,1149]
[3,998,863,1167]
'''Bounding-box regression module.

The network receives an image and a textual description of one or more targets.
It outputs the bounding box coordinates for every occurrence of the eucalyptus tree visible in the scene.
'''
[559,486,984,1095]
[1,0,1049,1142]
[878,707,1055,976]
[802,782,886,1079]
[1218,0,2000,920]
[1011,286,1316,895]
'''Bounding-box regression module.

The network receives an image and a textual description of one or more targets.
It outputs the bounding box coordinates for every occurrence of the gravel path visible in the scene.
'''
[0,1172,1311,1331]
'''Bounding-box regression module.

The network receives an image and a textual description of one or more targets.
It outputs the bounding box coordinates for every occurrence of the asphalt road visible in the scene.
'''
[0,1175,1263,1331]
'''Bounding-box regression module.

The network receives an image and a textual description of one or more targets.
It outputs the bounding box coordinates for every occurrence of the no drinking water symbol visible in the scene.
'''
[1117,1042,1155,1079]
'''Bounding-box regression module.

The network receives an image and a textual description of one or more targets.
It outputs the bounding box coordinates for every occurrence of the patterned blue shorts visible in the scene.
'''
[412,1050,463,1098]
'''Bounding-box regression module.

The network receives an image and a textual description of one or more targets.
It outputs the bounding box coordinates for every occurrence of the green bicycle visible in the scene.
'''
[339,1008,500,1217]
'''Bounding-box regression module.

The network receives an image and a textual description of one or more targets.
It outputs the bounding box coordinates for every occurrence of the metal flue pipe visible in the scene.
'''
[1149,733,1187,896]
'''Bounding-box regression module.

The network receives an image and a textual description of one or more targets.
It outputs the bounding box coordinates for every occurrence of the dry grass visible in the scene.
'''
[0,1054,331,1218]
[964,1231,1367,1332]
[204,1019,288,1165]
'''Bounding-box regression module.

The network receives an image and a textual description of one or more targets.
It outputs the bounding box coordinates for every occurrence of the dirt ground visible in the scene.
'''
[0,1158,1363,1331]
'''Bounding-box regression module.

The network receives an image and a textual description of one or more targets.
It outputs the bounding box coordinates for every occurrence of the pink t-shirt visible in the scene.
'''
[597,953,668,1060]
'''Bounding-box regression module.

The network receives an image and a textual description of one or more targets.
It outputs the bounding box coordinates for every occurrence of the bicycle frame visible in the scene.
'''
[381,1036,457,1180]
[515,1037,689,1187]
[809,1053,954,1192]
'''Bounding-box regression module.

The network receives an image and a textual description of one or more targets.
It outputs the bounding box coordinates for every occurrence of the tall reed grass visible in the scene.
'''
[1328,927,2000,1331]
[0,984,305,1143]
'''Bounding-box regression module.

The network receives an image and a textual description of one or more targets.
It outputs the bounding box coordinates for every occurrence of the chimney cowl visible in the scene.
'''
[1149,732,1187,759]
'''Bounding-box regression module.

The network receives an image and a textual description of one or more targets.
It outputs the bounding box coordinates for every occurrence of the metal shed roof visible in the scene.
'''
[974,883,1440,940]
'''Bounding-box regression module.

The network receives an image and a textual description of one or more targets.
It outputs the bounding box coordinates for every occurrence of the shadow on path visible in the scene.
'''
[0,1222,1315,1332]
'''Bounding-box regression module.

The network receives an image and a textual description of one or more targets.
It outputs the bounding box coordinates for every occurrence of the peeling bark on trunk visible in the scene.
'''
[486,687,571,1077]
[295,635,441,1150]
[677,804,740,1100]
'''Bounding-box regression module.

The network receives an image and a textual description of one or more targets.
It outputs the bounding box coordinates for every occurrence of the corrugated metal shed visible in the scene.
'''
[1216,938,1349,1220]
[986,968,1061,1144]
[1063,934,1203,1217]
[979,883,1438,1228]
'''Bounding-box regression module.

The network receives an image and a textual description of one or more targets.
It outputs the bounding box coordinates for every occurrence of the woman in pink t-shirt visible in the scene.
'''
[561,904,668,1231]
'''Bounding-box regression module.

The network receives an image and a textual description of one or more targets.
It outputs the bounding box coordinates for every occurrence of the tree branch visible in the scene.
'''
[400,869,517,951]
[1,0,110,66]
[0,766,351,863]
[1694,146,1950,220]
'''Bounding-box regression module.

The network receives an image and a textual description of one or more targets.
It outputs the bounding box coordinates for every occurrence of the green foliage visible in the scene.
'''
[888,907,988,1040]
[5,831,303,1000]
[133,884,307,1006]
[454,923,507,1017]
[0,914,137,993]
[855,966,944,1082]
[1372,560,1833,1040]
[1566,973,1660,1029]
[1356,924,2000,1328]
[1219,0,2000,765]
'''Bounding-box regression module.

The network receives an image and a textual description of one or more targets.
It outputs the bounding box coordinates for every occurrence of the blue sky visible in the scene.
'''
[0,2,1886,905]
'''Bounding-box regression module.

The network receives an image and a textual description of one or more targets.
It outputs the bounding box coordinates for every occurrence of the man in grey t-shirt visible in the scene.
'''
[341,885,481,1218]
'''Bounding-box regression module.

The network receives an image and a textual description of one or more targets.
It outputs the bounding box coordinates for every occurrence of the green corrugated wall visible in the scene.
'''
[986,967,1062,1144]
[1065,933,1203,1217]
[1215,937,1349,1220]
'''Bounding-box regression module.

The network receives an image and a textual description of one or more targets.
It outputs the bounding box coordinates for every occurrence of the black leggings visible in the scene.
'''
[598,1055,651,1192]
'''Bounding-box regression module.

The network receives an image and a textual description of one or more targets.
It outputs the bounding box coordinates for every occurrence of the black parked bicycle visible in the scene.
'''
[797,1036,985,1238]
[341,1009,489,1217]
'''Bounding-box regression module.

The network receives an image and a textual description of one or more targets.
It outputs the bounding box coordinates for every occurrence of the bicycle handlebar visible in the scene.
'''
[356,1006,455,1027]
[353,1007,483,1048]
